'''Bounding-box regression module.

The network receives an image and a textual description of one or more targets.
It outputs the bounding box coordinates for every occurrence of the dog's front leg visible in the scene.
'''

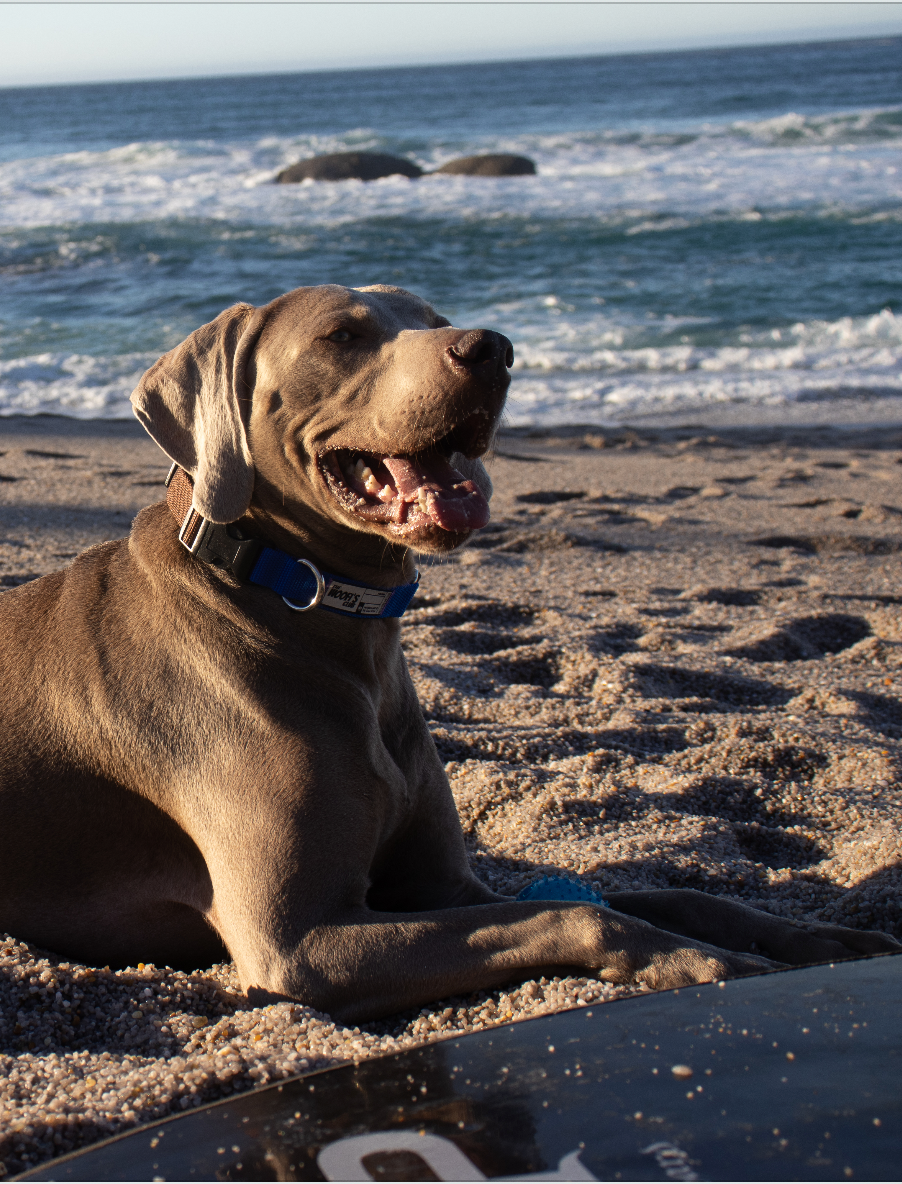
[605,889,901,965]
[236,900,776,1024]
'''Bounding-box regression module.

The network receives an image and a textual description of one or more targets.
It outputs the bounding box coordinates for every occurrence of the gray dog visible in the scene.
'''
[0,284,896,1023]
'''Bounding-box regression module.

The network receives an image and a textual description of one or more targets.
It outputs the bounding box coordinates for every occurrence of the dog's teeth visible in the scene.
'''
[377,484,396,503]
[364,473,380,495]
[353,459,366,480]
[417,490,429,512]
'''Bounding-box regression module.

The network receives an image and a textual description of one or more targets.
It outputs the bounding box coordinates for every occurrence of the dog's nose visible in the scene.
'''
[447,329,514,371]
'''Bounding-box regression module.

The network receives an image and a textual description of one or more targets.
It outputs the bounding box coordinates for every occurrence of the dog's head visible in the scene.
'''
[132,284,511,558]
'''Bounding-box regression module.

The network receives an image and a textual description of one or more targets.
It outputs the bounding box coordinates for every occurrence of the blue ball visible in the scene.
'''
[517,876,608,907]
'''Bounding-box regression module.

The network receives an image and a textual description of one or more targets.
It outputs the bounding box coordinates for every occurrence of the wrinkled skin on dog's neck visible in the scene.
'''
[241,285,504,586]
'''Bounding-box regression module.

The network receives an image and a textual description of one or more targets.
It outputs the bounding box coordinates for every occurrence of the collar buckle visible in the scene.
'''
[178,505,263,581]
[178,506,208,555]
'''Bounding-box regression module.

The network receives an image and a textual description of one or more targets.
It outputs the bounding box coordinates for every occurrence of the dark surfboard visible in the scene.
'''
[20,953,902,1181]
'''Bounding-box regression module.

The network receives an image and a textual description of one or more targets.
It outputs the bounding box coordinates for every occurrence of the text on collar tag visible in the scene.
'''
[323,581,392,616]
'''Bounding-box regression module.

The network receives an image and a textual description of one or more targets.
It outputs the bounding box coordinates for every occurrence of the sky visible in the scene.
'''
[2,1,902,88]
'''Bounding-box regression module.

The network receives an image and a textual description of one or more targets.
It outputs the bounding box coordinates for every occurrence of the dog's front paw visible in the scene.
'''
[602,890,900,969]
[783,920,902,963]
[613,942,777,991]
[588,911,779,990]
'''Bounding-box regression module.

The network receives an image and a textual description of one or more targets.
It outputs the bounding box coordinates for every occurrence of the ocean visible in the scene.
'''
[0,37,900,426]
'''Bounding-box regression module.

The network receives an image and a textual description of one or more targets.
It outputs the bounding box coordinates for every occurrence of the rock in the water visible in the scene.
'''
[275,152,423,183]
[430,153,536,177]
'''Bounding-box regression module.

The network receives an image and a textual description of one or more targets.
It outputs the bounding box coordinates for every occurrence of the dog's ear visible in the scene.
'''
[131,303,262,523]
[451,453,493,503]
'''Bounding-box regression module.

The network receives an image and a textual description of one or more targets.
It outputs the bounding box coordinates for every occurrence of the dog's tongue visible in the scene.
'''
[383,452,489,532]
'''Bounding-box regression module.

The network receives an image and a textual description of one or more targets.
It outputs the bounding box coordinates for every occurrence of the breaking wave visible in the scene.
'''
[0,103,900,231]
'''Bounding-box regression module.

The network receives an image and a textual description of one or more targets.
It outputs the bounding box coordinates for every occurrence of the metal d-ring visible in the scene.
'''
[282,559,326,612]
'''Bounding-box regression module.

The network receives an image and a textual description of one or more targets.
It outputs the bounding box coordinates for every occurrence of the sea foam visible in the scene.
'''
[1,108,900,231]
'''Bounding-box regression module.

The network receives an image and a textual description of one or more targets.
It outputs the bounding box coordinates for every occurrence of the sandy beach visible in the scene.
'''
[1,414,901,1176]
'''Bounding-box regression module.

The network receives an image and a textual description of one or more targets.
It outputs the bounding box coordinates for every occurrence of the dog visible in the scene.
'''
[0,284,896,1023]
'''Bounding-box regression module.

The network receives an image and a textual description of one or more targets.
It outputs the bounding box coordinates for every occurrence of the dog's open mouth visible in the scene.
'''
[320,446,489,535]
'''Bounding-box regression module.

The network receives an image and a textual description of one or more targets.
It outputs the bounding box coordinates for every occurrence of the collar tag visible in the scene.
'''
[323,581,392,616]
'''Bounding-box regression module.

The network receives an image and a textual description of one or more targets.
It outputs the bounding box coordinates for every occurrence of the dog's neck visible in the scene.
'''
[244,500,417,589]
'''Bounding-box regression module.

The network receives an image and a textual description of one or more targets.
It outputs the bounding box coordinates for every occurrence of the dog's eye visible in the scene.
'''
[327,329,353,343]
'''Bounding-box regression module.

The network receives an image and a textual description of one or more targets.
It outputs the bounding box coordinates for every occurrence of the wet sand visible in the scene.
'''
[1,416,901,1176]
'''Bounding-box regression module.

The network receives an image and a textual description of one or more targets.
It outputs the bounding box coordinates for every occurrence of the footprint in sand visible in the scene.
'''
[629,663,791,707]
[750,533,902,555]
[727,613,871,662]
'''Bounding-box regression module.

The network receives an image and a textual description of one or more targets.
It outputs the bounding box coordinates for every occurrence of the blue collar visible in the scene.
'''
[249,546,419,618]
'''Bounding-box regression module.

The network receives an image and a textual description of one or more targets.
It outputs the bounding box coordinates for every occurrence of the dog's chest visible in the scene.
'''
[290,630,430,801]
